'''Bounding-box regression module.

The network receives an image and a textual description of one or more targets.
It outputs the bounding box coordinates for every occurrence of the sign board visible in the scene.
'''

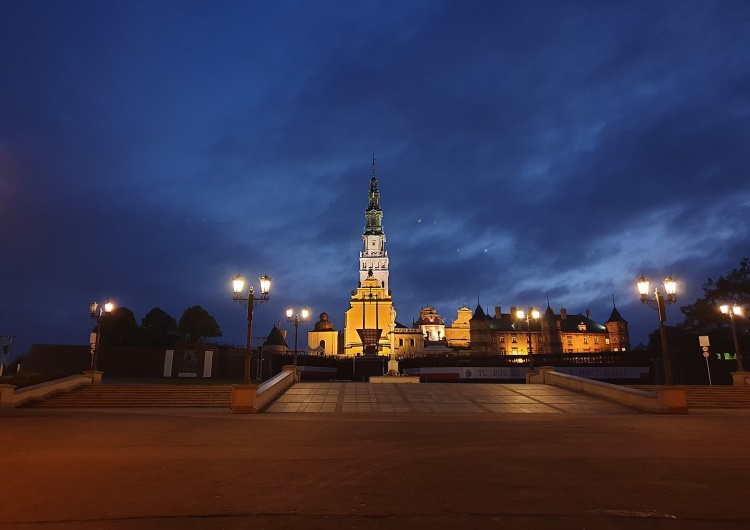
[703,352,710,358]
[699,335,710,347]
[701,346,709,352]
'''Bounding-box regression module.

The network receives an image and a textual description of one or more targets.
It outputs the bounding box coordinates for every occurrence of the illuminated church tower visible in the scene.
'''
[360,157,389,292]
[342,157,396,356]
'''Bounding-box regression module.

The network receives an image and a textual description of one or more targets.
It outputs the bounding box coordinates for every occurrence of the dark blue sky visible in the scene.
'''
[2,0,749,361]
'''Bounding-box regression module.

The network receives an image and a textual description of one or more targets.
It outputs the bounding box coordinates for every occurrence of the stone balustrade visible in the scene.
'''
[527,366,688,414]
[230,365,297,413]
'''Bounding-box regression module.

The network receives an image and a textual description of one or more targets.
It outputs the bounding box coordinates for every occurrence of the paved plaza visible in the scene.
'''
[268,382,638,414]
[2,382,749,529]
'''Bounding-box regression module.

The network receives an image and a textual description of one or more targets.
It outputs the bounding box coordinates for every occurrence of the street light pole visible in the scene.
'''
[89,301,114,371]
[637,276,677,385]
[286,307,309,366]
[232,274,271,384]
[720,304,745,373]
[516,307,540,368]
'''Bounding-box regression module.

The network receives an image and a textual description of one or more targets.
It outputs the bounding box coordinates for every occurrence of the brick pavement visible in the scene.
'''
[2,384,750,529]
[267,382,638,414]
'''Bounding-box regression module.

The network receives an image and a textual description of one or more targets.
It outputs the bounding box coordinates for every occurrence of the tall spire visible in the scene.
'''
[360,155,388,293]
[365,155,383,235]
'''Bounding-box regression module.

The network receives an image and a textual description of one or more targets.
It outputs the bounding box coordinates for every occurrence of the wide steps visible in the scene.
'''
[630,385,750,408]
[22,385,232,408]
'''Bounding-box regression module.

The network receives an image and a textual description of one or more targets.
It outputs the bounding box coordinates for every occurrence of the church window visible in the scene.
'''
[567,336,572,345]
[399,339,403,346]
[511,335,517,343]
[594,337,599,344]
[499,336,505,343]
[410,339,415,347]
[583,336,589,344]
[511,347,518,354]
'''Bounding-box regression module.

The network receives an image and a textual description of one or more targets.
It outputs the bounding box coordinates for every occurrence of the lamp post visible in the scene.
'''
[89,301,114,371]
[0,335,15,377]
[637,275,677,385]
[286,307,309,366]
[232,274,271,384]
[516,308,540,368]
[720,304,745,373]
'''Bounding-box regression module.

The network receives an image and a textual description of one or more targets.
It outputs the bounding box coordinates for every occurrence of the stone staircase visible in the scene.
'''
[21,384,232,408]
[630,385,750,409]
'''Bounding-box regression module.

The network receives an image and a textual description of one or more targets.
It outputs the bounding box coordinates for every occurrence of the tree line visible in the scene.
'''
[96,306,222,348]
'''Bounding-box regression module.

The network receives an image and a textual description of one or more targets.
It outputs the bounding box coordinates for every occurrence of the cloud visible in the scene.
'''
[1,1,749,359]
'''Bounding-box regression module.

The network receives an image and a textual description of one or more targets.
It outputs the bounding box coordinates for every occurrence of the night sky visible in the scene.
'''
[2,1,749,361]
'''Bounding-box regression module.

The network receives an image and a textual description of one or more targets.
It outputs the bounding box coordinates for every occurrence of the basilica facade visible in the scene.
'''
[307,162,630,357]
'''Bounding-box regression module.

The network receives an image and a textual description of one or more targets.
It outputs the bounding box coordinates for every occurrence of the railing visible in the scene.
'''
[530,367,688,414]
[398,351,655,369]
[230,366,297,413]
[1,373,95,407]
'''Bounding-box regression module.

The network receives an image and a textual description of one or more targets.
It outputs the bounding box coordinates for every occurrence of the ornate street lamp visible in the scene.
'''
[516,308,540,368]
[637,275,677,385]
[232,274,271,384]
[286,307,310,367]
[89,301,115,371]
[720,304,745,372]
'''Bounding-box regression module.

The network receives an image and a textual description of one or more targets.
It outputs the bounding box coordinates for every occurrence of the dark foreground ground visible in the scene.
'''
[1,406,749,529]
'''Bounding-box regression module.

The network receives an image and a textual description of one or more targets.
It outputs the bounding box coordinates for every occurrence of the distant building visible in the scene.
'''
[307,313,340,356]
[308,160,630,357]
[469,305,630,355]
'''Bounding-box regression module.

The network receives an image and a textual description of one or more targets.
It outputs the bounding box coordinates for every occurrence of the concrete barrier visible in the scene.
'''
[731,371,750,386]
[230,366,297,414]
[0,373,95,407]
[530,366,688,414]
[369,376,420,383]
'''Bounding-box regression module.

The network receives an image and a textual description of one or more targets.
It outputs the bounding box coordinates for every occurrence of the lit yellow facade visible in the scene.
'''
[343,274,396,356]
[307,313,340,355]
[444,305,472,348]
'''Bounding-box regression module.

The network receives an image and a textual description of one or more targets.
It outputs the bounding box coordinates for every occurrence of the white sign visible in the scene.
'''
[203,350,213,378]
[163,350,174,377]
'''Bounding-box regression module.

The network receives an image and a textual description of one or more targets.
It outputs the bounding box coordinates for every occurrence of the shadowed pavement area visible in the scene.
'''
[1,401,749,529]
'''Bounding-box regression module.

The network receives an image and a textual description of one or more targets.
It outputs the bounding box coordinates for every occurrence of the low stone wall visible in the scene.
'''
[529,366,688,414]
[0,373,95,407]
[369,376,420,384]
[230,366,297,414]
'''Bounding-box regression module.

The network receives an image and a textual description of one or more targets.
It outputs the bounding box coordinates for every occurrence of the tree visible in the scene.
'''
[681,257,750,331]
[177,306,222,344]
[98,307,141,346]
[141,307,178,347]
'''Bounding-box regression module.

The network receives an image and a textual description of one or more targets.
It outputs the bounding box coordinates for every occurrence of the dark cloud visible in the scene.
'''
[2,0,749,360]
